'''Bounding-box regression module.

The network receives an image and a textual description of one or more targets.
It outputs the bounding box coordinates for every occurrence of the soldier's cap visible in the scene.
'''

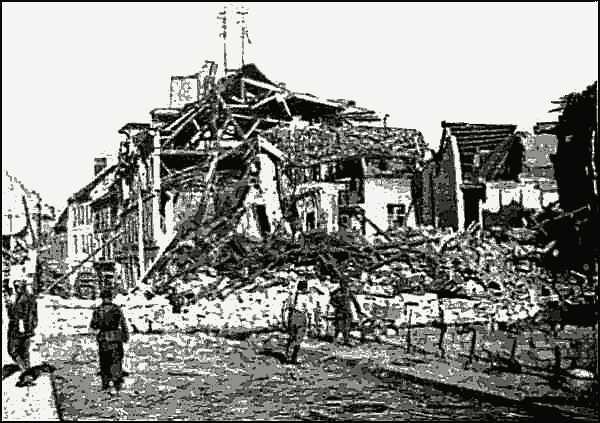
[13,279,27,286]
[100,289,114,300]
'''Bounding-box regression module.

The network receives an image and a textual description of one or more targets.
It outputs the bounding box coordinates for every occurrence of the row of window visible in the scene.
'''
[124,216,139,244]
[72,204,92,227]
[72,232,116,260]
[94,207,113,231]
[292,163,338,185]
[73,203,119,230]
[70,200,155,260]
[73,233,93,255]
[337,203,407,235]
[121,203,154,245]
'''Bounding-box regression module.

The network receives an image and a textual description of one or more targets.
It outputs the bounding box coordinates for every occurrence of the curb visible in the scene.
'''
[334,354,598,420]
[293,338,597,421]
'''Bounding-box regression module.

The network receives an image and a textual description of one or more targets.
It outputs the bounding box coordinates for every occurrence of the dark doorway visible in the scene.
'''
[255,205,271,237]
[463,190,481,228]
[306,212,316,231]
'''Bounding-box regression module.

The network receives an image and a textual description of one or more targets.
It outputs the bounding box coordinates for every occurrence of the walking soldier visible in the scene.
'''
[6,279,38,370]
[90,288,129,392]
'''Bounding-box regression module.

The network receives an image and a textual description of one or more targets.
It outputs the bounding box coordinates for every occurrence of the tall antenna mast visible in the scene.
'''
[218,5,228,73]
[236,5,249,67]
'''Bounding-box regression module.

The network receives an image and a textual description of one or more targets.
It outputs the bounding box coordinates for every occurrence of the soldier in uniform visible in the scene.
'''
[6,279,38,370]
[284,276,325,364]
[285,279,309,364]
[330,281,364,346]
[90,288,129,392]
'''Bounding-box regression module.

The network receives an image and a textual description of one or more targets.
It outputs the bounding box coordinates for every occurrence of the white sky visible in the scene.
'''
[2,2,598,209]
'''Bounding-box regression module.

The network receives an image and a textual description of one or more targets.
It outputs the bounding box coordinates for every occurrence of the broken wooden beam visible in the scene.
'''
[241,77,284,93]
[160,150,212,157]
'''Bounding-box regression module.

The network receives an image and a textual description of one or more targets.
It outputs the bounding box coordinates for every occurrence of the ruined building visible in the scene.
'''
[270,125,426,240]
[419,122,526,230]
[108,63,426,288]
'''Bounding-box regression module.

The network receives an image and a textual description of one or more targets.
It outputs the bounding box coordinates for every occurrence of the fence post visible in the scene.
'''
[438,305,447,359]
[468,327,477,367]
[553,345,562,381]
[406,309,413,354]
[510,337,518,361]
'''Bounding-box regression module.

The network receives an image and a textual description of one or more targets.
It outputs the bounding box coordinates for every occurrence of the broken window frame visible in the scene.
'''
[387,203,407,229]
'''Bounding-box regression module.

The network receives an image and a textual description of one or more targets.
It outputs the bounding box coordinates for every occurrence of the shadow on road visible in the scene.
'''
[258,348,288,364]
[2,364,21,380]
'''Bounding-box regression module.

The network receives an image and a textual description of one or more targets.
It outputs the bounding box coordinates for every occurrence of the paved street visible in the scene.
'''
[38,331,557,421]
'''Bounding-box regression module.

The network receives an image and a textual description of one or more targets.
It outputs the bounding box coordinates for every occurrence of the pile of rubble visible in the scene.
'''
[120,222,582,336]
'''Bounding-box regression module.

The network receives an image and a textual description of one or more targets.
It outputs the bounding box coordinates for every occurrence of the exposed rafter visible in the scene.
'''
[251,93,277,110]
[243,119,262,140]
[241,77,283,93]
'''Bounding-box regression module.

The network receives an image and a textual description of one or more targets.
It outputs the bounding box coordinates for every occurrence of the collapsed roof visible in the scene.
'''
[263,125,427,172]
[121,62,427,178]
[440,122,521,182]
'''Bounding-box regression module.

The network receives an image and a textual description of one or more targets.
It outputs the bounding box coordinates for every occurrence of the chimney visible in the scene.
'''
[94,157,108,176]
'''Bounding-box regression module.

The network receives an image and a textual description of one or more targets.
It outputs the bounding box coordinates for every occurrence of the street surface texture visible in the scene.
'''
[38,331,571,421]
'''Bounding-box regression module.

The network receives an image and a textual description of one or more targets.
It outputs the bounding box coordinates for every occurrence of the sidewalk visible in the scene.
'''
[296,336,598,420]
[2,373,60,422]
[2,298,60,422]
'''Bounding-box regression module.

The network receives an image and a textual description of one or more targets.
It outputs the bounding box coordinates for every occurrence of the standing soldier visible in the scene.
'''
[6,279,38,370]
[90,288,129,392]
[330,281,365,346]
[285,279,309,364]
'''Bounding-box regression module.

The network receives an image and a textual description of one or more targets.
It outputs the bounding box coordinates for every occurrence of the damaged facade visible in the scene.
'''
[112,64,296,288]
[273,126,426,240]
[477,124,560,215]
[64,162,120,293]
[420,122,527,231]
